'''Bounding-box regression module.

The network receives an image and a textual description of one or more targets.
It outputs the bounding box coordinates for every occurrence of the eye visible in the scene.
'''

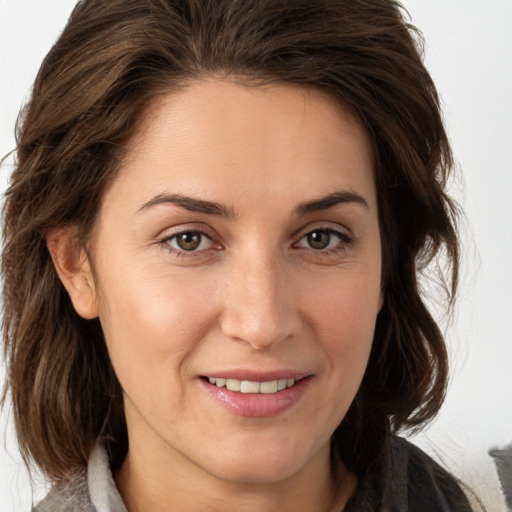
[164,231,213,252]
[305,230,332,250]
[295,228,351,251]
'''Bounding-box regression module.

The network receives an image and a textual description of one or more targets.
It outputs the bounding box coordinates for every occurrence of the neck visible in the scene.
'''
[115,435,357,512]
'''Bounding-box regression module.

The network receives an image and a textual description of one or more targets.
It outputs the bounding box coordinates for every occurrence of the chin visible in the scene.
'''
[199,438,326,485]
[208,458,305,485]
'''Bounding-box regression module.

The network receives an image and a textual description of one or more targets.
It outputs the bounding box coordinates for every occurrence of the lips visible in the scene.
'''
[200,372,312,417]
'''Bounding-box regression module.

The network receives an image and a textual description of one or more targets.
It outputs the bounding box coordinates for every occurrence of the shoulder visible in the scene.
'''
[389,436,473,511]
[32,471,94,512]
[345,435,473,512]
[33,442,127,512]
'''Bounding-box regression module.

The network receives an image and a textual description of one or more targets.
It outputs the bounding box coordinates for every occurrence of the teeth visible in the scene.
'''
[225,379,241,392]
[207,377,296,394]
[259,380,278,393]
[277,379,287,391]
[240,380,260,393]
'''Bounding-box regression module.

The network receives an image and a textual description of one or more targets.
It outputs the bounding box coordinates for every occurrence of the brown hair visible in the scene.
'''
[2,0,458,481]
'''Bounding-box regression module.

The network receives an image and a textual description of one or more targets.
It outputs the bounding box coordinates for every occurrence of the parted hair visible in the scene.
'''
[2,0,458,481]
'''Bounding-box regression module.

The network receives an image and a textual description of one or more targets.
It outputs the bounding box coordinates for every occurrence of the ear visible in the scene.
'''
[46,227,99,319]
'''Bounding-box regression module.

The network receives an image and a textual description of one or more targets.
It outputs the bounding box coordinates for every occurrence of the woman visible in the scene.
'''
[2,0,473,510]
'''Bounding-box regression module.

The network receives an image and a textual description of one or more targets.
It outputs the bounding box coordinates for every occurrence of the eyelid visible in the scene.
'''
[157,222,216,240]
[165,231,213,252]
[292,224,355,253]
[157,224,222,256]
[294,222,353,242]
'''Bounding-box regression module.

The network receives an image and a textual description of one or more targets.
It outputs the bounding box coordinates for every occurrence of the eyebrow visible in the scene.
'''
[138,190,368,218]
[138,193,237,218]
[295,191,369,215]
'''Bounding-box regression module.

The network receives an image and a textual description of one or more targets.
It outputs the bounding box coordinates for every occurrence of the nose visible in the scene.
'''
[219,250,302,350]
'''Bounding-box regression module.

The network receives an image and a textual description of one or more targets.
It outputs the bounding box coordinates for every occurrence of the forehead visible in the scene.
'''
[105,80,376,215]
[132,79,371,156]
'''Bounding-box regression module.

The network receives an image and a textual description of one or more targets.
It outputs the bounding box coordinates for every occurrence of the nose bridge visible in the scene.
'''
[220,246,298,349]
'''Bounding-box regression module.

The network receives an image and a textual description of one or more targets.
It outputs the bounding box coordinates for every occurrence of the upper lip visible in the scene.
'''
[200,370,311,381]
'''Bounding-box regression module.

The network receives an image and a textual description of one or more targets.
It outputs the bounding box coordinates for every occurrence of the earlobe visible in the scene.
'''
[46,228,99,320]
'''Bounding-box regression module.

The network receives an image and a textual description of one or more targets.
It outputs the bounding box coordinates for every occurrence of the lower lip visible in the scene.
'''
[201,377,312,417]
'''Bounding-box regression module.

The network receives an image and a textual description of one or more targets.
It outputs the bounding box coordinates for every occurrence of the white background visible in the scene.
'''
[1,1,511,510]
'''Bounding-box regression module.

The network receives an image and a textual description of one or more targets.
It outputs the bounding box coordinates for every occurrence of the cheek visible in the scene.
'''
[305,268,381,376]
[96,268,217,393]
[291,270,380,443]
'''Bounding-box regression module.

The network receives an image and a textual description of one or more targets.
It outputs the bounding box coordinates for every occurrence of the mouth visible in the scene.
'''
[200,373,312,417]
[203,376,297,394]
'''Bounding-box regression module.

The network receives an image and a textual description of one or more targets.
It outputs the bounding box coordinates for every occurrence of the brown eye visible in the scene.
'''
[295,227,352,253]
[176,232,202,251]
[166,231,213,252]
[306,230,332,250]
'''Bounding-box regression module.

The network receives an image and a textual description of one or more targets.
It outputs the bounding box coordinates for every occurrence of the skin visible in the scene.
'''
[50,80,383,512]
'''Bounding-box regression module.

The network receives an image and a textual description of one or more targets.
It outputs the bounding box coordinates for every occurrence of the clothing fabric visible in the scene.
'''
[343,436,473,512]
[33,436,472,511]
[33,443,127,512]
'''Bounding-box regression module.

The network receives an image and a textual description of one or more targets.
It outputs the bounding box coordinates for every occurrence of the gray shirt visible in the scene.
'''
[34,436,473,511]
[34,443,127,512]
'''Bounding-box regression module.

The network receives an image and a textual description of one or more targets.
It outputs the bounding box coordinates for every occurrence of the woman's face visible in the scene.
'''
[85,81,382,483]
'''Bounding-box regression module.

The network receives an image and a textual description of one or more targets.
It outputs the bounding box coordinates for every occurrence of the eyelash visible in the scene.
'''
[293,227,354,255]
[159,226,354,259]
[160,229,217,258]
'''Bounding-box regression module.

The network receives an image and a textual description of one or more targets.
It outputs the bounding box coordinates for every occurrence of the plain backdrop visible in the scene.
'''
[1,1,511,511]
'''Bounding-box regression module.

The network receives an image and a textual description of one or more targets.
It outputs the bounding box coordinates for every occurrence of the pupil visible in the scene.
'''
[308,231,330,249]
[177,233,201,251]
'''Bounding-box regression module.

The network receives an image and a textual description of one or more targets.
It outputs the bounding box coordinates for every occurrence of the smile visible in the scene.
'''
[201,374,311,417]
[207,377,296,394]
